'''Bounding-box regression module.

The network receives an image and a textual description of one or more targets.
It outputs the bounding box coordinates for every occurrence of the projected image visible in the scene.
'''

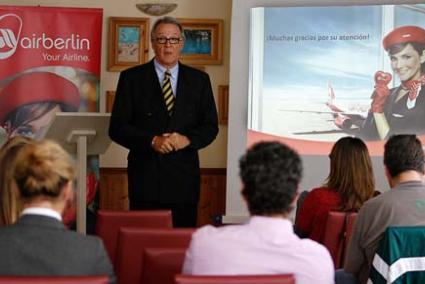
[248,4,425,153]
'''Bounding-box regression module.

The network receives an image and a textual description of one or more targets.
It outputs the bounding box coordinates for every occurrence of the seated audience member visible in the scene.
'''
[0,140,115,283]
[295,136,376,242]
[337,134,425,284]
[182,141,334,284]
[0,136,32,227]
[0,136,92,231]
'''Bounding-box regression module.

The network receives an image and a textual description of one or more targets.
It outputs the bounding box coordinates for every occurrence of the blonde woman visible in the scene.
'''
[0,136,32,226]
[295,137,376,242]
[0,140,115,282]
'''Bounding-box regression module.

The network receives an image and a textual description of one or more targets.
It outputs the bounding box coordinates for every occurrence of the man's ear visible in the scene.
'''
[290,189,300,208]
[178,36,185,51]
[293,190,300,202]
[61,181,74,203]
[421,50,425,64]
[384,166,394,188]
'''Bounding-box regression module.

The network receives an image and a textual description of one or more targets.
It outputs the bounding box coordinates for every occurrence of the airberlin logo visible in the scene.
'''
[0,13,21,59]
[0,13,90,60]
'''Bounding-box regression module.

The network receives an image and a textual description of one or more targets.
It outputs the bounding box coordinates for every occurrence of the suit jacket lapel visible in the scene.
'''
[147,60,167,114]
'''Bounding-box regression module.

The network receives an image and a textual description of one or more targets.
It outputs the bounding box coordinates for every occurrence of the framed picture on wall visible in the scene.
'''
[178,18,223,65]
[218,85,229,124]
[108,17,150,72]
[188,65,206,72]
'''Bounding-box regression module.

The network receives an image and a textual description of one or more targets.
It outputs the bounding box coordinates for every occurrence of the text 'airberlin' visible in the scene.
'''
[19,33,89,50]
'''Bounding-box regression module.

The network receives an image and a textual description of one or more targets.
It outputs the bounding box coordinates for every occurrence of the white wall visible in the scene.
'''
[0,0,231,168]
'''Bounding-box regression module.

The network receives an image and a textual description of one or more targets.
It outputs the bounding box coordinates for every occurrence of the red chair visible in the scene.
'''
[322,211,357,268]
[141,247,187,284]
[95,210,172,262]
[115,227,194,284]
[0,275,109,284]
[175,274,295,284]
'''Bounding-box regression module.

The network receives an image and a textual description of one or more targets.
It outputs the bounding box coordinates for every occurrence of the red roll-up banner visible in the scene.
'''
[0,5,102,141]
[0,6,103,228]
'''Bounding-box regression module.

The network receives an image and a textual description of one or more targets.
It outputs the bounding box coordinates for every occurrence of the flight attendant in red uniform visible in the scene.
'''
[361,26,425,140]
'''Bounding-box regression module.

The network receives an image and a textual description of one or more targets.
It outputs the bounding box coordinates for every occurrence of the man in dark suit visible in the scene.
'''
[109,16,218,228]
[0,140,115,283]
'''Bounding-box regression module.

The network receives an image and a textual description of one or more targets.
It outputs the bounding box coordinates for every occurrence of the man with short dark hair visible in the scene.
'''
[340,134,425,284]
[183,142,334,284]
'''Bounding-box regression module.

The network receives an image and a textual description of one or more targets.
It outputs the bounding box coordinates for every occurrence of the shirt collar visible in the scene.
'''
[247,216,295,243]
[248,215,293,230]
[21,207,62,221]
[154,59,179,79]
[395,180,424,188]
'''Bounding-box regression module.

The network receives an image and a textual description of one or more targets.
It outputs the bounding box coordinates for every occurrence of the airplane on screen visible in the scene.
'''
[280,83,369,135]
[325,83,367,131]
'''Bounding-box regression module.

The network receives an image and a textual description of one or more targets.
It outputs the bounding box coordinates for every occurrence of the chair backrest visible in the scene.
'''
[322,211,357,268]
[174,274,295,284]
[0,275,109,284]
[95,210,172,262]
[115,227,195,284]
[141,247,187,284]
[369,226,425,284]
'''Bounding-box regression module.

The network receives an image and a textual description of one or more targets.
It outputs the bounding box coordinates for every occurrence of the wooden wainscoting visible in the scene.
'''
[99,168,129,210]
[197,168,226,226]
[99,168,226,227]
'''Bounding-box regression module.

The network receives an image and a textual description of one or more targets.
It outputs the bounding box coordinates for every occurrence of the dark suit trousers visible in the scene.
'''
[131,201,198,228]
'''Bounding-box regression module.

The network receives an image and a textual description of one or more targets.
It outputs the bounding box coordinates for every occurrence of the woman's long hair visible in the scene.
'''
[324,137,375,211]
[0,136,33,226]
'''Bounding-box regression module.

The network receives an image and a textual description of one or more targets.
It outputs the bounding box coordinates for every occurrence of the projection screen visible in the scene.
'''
[226,0,425,223]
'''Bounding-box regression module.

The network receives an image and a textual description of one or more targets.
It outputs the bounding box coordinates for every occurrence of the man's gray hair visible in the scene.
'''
[150,16,185,40]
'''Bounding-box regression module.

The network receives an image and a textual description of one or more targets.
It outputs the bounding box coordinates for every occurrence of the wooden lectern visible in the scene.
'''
[44,112,111,234]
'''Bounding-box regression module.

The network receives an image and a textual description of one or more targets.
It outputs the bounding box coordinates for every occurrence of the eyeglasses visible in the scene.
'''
[154,37,182,44]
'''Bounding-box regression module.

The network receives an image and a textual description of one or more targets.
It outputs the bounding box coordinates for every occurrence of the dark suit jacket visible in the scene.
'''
[360,86,425,140]
[0,214,115,283]
[109,60,218,204]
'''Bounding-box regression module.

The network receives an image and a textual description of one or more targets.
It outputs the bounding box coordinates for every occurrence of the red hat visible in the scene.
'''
[383,26,425,50]
[0,72,80,124]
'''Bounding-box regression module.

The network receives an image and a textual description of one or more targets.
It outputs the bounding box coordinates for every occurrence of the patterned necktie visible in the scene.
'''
[162,70,174,115]
[402,75,425,101]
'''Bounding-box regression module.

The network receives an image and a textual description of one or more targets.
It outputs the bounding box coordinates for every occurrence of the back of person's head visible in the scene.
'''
[384,134,424,177]
[239,141,302,216]
[13,139,75,200]
[325,136,375,211]
[0,136,33,226]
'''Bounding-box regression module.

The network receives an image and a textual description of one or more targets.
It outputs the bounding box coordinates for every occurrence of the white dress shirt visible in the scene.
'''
[154,59,178,97]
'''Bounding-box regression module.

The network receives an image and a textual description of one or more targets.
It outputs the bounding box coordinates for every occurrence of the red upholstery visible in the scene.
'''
[141,247,187,284]
[0,275,109,284]
[322,211,357,268]
[175,274,295,284]
[95,210,172,262]
[115,227,194,284]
